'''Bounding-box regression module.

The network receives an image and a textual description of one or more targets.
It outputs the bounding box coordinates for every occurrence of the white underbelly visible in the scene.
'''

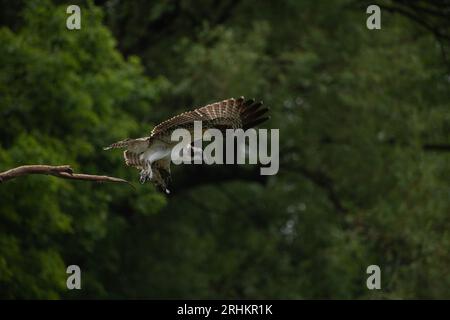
[140,143,172,164]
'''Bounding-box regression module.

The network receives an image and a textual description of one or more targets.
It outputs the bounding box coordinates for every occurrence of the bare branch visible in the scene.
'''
[0,164,133,187]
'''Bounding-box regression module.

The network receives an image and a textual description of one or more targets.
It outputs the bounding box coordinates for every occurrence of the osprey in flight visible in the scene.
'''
[104,97,269,193]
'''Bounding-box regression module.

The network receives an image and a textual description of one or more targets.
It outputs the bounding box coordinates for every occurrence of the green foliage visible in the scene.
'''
[0,0,167,298]
[0,0,449,299]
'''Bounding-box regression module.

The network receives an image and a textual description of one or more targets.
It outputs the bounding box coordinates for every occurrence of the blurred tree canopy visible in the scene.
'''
[0,0,449,299]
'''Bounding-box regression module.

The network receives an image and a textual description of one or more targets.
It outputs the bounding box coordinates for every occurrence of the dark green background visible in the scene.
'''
[0,0,449,299]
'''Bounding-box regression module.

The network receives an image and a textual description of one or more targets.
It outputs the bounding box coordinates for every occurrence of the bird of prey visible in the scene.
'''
[104,97,269,193]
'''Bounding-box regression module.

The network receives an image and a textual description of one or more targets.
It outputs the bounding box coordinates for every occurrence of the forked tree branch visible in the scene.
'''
[0,164,133,187]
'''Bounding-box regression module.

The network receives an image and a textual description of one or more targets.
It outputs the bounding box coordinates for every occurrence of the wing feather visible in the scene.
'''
[124,150,144,169]
[150,97,269,139]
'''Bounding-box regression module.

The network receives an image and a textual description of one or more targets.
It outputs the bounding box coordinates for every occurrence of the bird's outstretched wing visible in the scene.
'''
[103,138,150,170]
[150,97,269,140]
[103,137,149,151]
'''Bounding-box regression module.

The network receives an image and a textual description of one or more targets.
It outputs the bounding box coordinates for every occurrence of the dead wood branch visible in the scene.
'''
[0,164,133,187]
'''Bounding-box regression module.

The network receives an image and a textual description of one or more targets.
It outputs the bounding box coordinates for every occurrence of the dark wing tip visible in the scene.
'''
[243,99,255,107]
[243,107,269,120]
[241,101,263,116]
[243,116,270,130]
[235,97,245,105]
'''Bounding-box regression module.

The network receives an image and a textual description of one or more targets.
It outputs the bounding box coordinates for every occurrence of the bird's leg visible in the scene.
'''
[139,146,171,185]
[139,170,147,184]
[139,161,153,184]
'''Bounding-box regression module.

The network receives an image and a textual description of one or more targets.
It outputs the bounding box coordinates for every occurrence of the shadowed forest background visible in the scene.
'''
[0,0,449,299]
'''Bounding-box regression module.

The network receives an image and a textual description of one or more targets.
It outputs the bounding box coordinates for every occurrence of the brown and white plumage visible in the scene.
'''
[104,97,269,193]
